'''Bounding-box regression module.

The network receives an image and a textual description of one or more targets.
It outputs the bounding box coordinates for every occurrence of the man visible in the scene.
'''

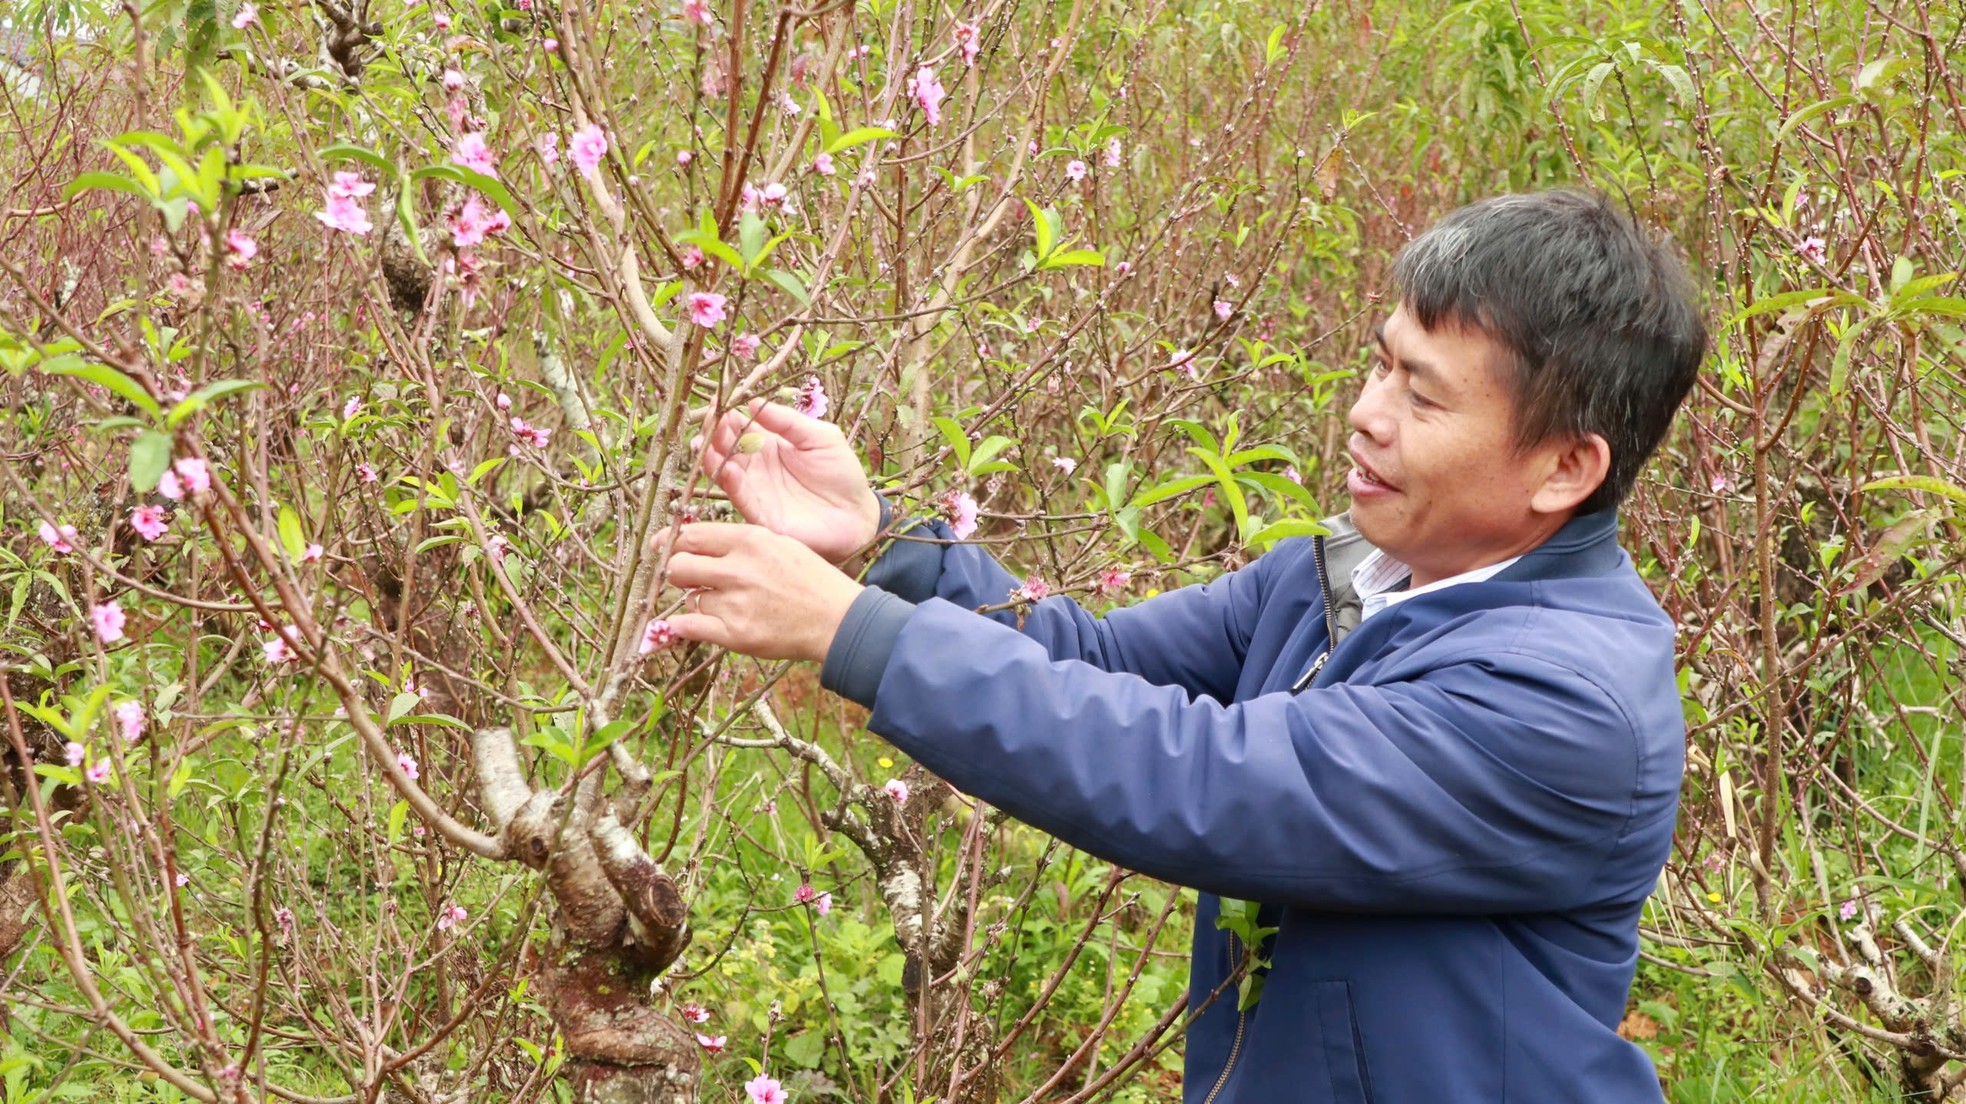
[667,189,1707,1103]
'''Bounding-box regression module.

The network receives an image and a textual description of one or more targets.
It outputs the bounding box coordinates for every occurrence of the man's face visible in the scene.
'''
[1345,306,1566,586]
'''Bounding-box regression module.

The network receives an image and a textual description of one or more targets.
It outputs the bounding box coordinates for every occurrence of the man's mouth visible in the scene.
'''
[1349,448,1398,492]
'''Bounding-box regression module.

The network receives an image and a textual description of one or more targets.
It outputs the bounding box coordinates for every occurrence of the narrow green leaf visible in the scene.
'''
[1127,473,1216,510]
[823,126,897,155]
[276,505,306,563]
[166,378,265,428]
[1037,249,1106,270]
[129,430,173,491]
[319,143,398,177]
[49,362,161,418]
[1858,475,1966,507]
[386,692,421,726]
[63,171,154,201]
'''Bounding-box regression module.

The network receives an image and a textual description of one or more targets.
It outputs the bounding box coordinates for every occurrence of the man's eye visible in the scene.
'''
[1410,391,1436,410]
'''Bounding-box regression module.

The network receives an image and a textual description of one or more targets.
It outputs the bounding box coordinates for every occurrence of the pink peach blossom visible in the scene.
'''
[681,0,712,24]
[130,505,167,541]
[812,152,834,176]
[687,292,727,328]
[224,228,257,270]
[953,23,980,65]
[172,457,211,495]
[883,778,909,803]
[38,520,77,553]
[114,700,145,742]
[328,171,375,199]
[794,376,829,420]
[231,2,257,29]
[569,125,608,178]
[640,618,678,653]
[940,490,978,540]
[909,65,946,126]
[452,132,499,177]
[86,760,111,784]
[91,601,127,644]
[744,1075,787,1104]
[1065,159,1087,182]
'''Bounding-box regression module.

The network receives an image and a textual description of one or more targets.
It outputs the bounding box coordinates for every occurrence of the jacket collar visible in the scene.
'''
[1315,509,1623,644]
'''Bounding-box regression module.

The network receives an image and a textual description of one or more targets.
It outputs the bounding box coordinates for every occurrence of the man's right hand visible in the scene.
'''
[694,401,881,566]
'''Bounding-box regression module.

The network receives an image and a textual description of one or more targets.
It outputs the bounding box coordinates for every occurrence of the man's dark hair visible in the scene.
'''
[1390,189,1707,515]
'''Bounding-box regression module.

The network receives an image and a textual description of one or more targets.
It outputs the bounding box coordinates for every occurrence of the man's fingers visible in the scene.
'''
[746,400,843,448]
[663,611,728,648]
[672,521,752,555]
[666,552,750,590]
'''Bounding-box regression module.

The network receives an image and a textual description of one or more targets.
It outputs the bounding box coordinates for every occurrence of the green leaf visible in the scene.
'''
[276,505,306,563]
[319,143,398,177]
[1022,197,1055,262]
[129,430,173,491]
[763,268,810,305]
[392,713,472,730]
[387,800,409,845]
[1858,475,1966,508]
[411,164,520,221]
[63,171,155,201]
[675,226,743,270]
[1775,95,1856,144]
[166,378,265,428]
[1127,474,1216,510]
[823,126,897,155]
[1725,287,1837,325]
[466,458,506,485]
[965,435,1017,477]
[49,362,160,418]
[385,692,421,726]
[1037,248,1105,270]
[1246,518,1329,548]
[931,416,972,469]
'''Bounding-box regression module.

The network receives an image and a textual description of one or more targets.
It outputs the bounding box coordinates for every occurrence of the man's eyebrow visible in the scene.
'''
[1371,320,1449,394]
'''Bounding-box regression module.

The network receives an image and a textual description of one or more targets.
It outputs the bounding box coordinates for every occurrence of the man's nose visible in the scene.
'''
[1348,373,1391,441]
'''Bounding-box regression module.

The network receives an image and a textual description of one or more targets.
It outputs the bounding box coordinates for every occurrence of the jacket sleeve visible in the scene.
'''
[826,596,1651,914]
[857,499,1279,703]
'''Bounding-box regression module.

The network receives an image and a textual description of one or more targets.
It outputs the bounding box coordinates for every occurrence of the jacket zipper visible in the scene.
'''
[1202,931,1248,1104]
[1291,534,1339,692]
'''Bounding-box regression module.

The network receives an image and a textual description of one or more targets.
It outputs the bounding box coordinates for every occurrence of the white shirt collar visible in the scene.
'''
[1352,549,1522,625]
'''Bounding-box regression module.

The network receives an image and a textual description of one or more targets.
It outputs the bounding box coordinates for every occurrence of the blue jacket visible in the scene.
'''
[820,507,1681,1103]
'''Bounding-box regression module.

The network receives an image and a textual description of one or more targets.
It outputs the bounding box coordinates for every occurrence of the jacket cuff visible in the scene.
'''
[863,494,947,604]
[820,587,916,708]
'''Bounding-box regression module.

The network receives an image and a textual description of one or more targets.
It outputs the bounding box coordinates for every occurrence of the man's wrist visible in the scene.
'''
[833,492,893,578]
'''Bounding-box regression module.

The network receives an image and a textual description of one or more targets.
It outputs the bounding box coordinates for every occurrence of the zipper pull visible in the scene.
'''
[1290,649,1330,692]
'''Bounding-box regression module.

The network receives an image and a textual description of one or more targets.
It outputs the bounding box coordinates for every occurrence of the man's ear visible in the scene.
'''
[1531,433,1611,516]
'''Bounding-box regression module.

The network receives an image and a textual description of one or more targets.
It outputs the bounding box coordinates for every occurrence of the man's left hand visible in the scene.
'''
[665,522,865,662]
